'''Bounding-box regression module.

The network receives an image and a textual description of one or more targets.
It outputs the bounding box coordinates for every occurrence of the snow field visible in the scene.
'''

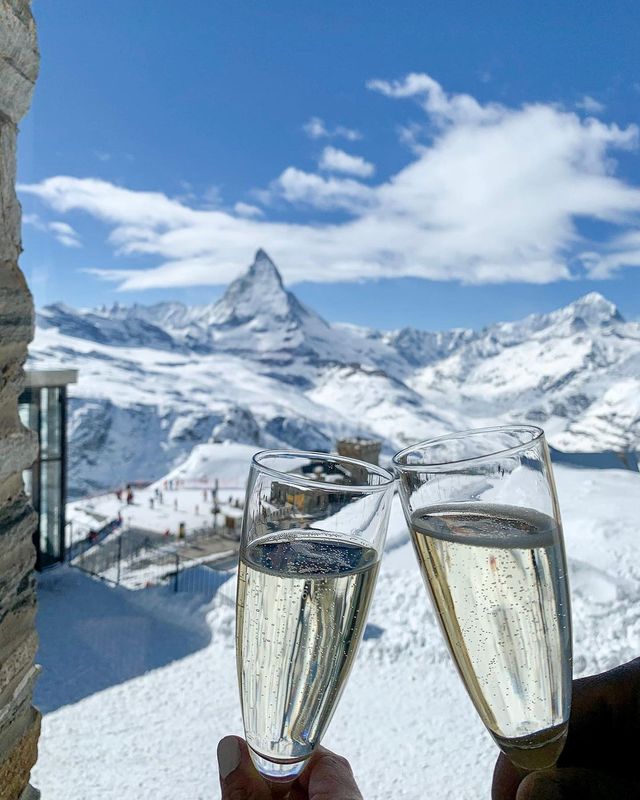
[67,442,258,542]
[33,464,640,799]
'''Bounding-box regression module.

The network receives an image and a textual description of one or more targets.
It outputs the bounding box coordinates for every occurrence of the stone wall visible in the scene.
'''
[0,2,40,799]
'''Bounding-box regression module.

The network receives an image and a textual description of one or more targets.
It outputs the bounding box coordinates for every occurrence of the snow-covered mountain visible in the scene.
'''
[409,292,640,449]
[29,250,640,498]
[43,251,406,374]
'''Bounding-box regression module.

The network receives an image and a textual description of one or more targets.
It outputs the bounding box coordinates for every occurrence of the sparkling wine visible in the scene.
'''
[410,503,571,770]
[236,531,379,776]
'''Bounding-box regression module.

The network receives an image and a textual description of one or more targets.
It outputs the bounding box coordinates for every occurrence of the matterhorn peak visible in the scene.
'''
[207,249,300,327]
[247,248,284,289]
[254,248,277,269]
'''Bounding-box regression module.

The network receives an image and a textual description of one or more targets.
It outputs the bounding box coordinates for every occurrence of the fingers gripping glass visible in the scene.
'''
[393,426,572,772]
[236,450,395,782]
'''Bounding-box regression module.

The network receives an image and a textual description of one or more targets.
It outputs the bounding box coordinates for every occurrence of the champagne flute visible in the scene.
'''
[236,450,395,782]
[393,425,572,772]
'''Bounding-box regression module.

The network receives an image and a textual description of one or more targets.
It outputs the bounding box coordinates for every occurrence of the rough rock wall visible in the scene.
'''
[0,2,40,798]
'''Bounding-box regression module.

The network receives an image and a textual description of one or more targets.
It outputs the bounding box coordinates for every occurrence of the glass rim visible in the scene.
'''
[392,424,545,472]
[251,448,395,493]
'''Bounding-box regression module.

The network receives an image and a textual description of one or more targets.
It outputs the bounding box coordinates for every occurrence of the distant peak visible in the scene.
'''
[42,301,75,314]
[207,248,297,326]
[569,292,622,323]
[249,249,284,287]
[576,291,610,306]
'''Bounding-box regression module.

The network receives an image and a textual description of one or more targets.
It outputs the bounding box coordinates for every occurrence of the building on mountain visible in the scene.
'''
[268,453,378,523]
[19,369,78,569]
[221,504,243,536]
[337,437,382,467]
[269,477,348,518]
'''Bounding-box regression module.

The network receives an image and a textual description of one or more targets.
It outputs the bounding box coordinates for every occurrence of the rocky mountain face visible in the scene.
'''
[29,250,640,498]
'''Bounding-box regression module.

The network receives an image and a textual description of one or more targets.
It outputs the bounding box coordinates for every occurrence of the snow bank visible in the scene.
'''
[160,441,260,488]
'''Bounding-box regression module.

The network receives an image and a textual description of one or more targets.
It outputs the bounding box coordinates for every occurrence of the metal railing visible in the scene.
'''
[69,520,239,592]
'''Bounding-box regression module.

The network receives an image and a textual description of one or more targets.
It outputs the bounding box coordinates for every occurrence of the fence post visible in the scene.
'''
[174,552,179,593]
[213,478,219,536]
[116,535,123,585]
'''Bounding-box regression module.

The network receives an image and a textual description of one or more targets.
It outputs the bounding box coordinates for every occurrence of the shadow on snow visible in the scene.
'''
[35,563,233,713]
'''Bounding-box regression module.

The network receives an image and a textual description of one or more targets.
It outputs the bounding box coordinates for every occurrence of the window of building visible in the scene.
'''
[19,371,77,569]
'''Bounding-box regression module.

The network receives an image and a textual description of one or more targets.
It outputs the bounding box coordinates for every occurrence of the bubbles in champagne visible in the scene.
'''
[236,532,379,777]
[410,503,572,770]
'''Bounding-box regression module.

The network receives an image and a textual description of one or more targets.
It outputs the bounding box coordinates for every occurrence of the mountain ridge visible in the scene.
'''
[30,249,640,498]
[37,253,626,358]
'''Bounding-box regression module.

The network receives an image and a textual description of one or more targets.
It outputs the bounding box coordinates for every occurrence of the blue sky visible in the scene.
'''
[18,0,640,330]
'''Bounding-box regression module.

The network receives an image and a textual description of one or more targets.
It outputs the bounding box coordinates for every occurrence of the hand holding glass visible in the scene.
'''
[236,450,394,782]
[394,426,572,772]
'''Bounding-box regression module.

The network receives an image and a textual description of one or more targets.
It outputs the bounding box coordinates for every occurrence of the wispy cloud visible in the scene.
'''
[48,221,82,248]
[319,146,375,178]
[19,74,640,289]
[23,213,82,248]
[22,213,43,228]
[580,230,640,278]
[397,122,427,153]
[367,72,503,125]
[201,184,224,209]
[576,95,605,114]
[303,116,362,141]
[234,202,264,219]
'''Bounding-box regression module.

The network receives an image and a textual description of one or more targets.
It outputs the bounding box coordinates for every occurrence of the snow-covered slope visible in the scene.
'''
[33,464,640,800]
[29,250,640,498]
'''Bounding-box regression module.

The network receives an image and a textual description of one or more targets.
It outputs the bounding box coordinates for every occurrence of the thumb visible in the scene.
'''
[516,768,640,800]
[217,736,271,800]
[296,746,363,800]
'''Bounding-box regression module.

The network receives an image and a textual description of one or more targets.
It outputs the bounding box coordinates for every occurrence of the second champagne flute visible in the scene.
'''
[393,425,572,772]
[236,450,395,782]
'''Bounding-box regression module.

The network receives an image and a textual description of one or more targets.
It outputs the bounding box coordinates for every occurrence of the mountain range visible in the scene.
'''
[29,249,640,498]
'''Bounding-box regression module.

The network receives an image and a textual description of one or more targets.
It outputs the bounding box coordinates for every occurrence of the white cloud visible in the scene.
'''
[48,221,82,248]
[303,116,362,141]
[19,74,640,290]
[580,230,640,278]
[367,72,503,125]
[319,146,375,178]
[23,213,82,247]
[303,117,329,139]
[234,202,264,219]
[22,213,44,229]
[270,167,373,212]
[576,95,605,114]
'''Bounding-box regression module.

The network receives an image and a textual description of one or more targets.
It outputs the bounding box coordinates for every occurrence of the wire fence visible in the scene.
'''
[69,520,239,592]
